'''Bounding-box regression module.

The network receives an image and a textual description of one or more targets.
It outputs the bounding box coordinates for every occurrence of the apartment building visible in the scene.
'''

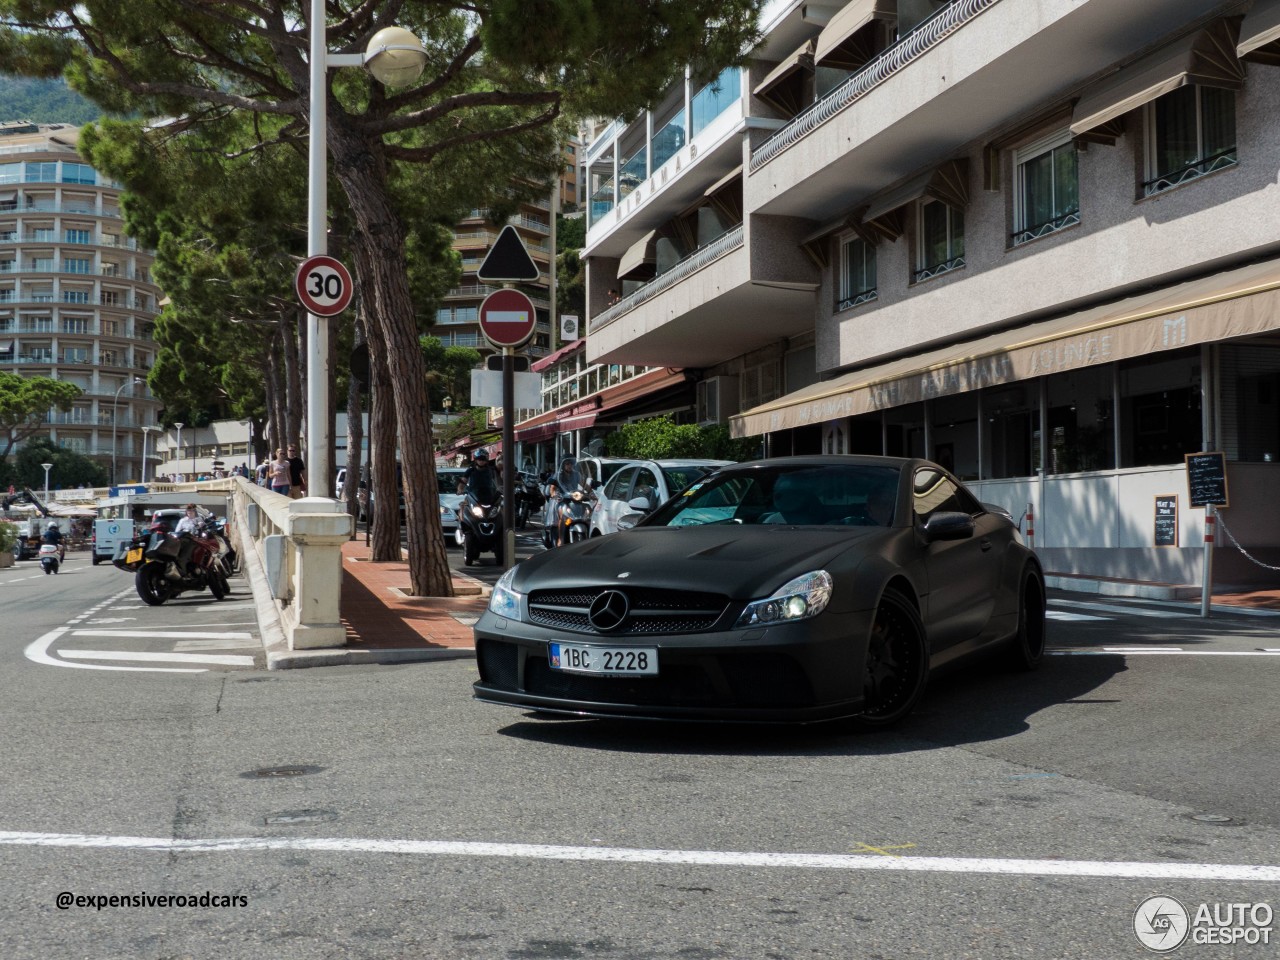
[578,0,1280,586]
[0,121,162,483]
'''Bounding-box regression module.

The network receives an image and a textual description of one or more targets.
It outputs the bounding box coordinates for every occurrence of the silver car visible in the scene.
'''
[590,459,733,537]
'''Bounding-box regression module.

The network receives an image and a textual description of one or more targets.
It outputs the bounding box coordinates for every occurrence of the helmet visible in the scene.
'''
[473,448,490,462]
[47,521,58,530]
[560,456,576,468]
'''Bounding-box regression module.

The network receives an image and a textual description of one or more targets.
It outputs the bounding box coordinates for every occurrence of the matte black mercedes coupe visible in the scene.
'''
[473,456,1046,727]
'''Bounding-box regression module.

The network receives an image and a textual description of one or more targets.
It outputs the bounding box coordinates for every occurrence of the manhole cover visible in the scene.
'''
[241,765,324,779]
[264,809,338,825]
[1188,813,1236,824]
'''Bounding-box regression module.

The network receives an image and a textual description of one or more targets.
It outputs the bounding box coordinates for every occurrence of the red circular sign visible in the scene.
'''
[296,255,354,316]
[478,288,537,348]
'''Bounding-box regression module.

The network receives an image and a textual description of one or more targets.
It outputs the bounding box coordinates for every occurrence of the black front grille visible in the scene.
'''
[524,657,718,706]
[527,586,729,636]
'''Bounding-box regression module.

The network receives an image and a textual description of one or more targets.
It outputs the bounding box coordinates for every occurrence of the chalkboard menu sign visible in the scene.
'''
[1185,451,1229,508]
[1154,494,1178,547]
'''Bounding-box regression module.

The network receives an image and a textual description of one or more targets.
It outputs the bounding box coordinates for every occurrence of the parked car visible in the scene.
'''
[590,459,734,537]
[437,468,467,543]
[473,455,1046,728]
[573,456,632,492]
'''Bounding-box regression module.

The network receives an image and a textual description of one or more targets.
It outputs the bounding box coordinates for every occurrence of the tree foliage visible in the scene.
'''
[0,372,82,461]
[0,0,763,594]
[2,435,109,489]
[556,213,586,323]
[603,416,762,462]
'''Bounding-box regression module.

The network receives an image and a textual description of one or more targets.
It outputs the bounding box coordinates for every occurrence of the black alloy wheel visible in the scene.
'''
[135,564,171,606]
[852,590,928,730]
[1003,567,1047,671]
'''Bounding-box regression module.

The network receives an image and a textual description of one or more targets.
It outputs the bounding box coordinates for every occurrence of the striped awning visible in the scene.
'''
[814,0,895,69]
[1238,0,1280,63]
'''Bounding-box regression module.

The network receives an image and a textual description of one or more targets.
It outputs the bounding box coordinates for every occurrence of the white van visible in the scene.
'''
[92,518,135,565]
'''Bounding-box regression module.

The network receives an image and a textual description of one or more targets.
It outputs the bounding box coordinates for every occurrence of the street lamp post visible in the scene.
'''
[41,462,53,501]
[141,426,155,484]
[191,426,197,479]
[174,422,184,482]
[307,10,427,498]
[111,377,144,486]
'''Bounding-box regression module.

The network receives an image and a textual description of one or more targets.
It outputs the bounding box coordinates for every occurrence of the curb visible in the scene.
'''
[266,646,475,670]
[1046,574,1200,601]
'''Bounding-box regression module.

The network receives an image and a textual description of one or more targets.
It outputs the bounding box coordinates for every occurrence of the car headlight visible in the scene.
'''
[488,566,524,619]
[734,570,833,628]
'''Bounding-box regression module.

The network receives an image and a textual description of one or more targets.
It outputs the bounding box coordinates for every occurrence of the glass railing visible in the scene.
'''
[619,146,648,199]
[691,67,741,139]
[652,110,686,170]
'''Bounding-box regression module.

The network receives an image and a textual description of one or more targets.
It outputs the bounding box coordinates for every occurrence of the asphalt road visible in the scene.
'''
[2,543,1279,959]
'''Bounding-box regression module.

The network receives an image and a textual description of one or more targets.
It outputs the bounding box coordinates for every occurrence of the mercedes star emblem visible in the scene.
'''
[588,589,631,632]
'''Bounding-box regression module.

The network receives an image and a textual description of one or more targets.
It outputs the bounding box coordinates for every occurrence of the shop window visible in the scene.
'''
[1144,85,1236,197]
[884,402,925,459]
[930,393,979,479]
[1118,352,1201,467]
[1045,367,1115,474]
[982,384,1037,479]
[1219,343,1280,463]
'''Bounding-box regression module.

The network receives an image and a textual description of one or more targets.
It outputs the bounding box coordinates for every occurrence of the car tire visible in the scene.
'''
[850,590,929,731]
[91,554,101,566]
[1003,566,1046,671]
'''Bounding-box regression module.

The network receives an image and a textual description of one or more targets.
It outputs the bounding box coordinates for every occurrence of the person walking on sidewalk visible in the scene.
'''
[269,448,291,496]
[287,444,307,500]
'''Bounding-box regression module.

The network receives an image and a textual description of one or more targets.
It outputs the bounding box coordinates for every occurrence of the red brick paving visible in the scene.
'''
[339,540,484,650]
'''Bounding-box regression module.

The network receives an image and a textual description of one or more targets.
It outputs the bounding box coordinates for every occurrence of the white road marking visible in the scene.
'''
[70,630,254,641]
[1104,646,1184,652]
[1051,599,1187,619]
[24,629,205,674]
[0,830,1277,883]
[1050,649,1280,657]
[173,639,257,651]
[58,650,255,667]
[1046,611,1109,622]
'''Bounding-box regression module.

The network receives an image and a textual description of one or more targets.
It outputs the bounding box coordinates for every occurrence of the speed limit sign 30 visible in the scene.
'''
[296,255,354,316]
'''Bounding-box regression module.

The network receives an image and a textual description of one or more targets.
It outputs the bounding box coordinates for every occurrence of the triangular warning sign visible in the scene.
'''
[477,224,541,282]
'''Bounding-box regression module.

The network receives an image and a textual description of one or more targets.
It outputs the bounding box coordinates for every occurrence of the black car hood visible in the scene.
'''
[513,525,892,599]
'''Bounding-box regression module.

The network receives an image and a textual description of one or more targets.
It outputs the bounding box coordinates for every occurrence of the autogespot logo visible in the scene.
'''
[1134,896,1191,952]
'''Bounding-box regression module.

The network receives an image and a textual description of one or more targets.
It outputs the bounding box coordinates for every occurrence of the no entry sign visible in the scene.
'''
[296,255,354,316]
[478,288,537,348]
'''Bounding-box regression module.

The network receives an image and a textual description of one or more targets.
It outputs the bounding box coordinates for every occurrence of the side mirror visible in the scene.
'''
[627,496,652,512]
[922,511,975,543]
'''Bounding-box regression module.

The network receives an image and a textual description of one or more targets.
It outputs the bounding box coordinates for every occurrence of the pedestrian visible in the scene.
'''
[269,448,291,496]
[255,461,269,486]
[174,503,201,536]
[286,443,307,499]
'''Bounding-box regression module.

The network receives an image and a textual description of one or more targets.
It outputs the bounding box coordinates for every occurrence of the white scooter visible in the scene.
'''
[38,542,62,574]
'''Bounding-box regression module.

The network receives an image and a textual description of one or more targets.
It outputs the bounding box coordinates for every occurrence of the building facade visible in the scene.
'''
[0,121,162,483]
[578,0,1280,586]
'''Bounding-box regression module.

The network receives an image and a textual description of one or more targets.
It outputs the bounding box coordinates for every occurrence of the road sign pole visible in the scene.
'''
[502,346,516,572]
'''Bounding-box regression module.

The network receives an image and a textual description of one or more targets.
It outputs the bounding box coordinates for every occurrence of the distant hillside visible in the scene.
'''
[0,75,103,127]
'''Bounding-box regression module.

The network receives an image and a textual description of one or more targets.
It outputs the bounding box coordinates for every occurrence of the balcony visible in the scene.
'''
[587,222,817,368]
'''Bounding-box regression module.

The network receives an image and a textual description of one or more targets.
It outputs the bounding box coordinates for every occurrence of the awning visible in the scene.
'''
[732,256,1280,437]
[1070,18,1244,137]
[859,159,968,242]
[558,412,597,432]
[0,191,15,204]
[0,340,13,352]
[515,422,558,444]
[617,230,658,282]
[753,39,815,113]
[814,0,895,69]
[1238,0,1280,63]
[530,337,584,373]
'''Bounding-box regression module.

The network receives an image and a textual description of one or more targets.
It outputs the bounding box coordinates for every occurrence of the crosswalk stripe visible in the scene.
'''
[58,650,255,666]
[1046,611,1109,622]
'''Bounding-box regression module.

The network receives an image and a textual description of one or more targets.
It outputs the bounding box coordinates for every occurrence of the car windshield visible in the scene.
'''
[437,472,464,496]
[660,465,717,494]
[645,464,901,528]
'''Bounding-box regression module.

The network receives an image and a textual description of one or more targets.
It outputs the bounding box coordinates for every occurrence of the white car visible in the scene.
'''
[436,468,467,543]
[589,459,733,537]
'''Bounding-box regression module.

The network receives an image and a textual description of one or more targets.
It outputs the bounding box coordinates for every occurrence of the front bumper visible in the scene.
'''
[471,607,873,724]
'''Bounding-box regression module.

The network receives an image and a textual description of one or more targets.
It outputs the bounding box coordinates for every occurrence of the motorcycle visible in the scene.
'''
[543,489,594,548]
[114,520,230,605]
[456,487,504,566]
[38,542,61,574]
[513,472,546,529]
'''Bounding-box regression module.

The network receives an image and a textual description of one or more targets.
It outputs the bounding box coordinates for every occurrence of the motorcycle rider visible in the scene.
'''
[545,456,593,546]
[464,448,499,501]
[41,521,65,562]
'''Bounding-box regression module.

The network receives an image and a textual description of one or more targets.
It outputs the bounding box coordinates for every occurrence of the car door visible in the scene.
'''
[914,467,1001,652]
[599,468,636,535]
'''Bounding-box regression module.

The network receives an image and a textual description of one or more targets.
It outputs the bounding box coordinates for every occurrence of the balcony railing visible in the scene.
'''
[591,224,744,332]
[750,0,1000,172]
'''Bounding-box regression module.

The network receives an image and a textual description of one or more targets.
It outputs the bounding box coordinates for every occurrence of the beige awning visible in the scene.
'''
[617,230,658,281]
[731,256,1280,437]
[753,39,816,106]
[1071,18,1245,137]
[814,0,895,68]
[1238,0,1280,63]
[860,158,969,234]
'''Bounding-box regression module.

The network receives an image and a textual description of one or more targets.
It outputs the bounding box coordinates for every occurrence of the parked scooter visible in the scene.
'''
[114,519,230,605]
[38,542,61,574]
[456,487,504,566]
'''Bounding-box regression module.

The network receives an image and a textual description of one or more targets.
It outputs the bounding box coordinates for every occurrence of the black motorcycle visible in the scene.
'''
[513,472,546,529]
[458,487,504,566]
[113,520,229,605]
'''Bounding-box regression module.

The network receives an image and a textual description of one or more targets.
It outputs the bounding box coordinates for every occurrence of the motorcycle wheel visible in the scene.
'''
[516,502,528,529]
[43,563,52,575]
[135,564,171,606]
[463,531,477,566]
[219,572,232,596]
[208,571,226,601]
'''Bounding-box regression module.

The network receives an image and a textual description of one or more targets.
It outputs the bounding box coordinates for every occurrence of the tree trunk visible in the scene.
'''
[283,309,305,448]
[367,318,400,562]
[331,123,452,596]
[264,337,286,460]
[344,318,366,526]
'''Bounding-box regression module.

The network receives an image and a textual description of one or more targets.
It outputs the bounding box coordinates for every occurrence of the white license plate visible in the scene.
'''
[549,643,658,676]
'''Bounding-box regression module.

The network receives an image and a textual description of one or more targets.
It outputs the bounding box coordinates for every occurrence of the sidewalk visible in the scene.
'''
[1046,572,1280,610]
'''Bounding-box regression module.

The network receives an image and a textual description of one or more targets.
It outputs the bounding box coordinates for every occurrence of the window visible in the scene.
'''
[838,235,876,309]
[741,359,781,411]
[61,162,96,184]
[31,228,54,242]
[604,468,636,503]
[912,467,980,523]
[61,317,90,333]
[915,200,964,282]
[63,258,92,274]
[1144,85,1236,197]
[23,162,57,182]
[61,346,88,363]
[1012,132,1080,245]
[64,229,91,244]
[62,290,91,303]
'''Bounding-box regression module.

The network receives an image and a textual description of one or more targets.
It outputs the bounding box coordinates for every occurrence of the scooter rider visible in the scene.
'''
[464,448,499,501]
[42,521,65,561]
[545,456,593,546]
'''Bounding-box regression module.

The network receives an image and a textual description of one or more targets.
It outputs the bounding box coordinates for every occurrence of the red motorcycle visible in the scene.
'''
[114,518,230,605]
